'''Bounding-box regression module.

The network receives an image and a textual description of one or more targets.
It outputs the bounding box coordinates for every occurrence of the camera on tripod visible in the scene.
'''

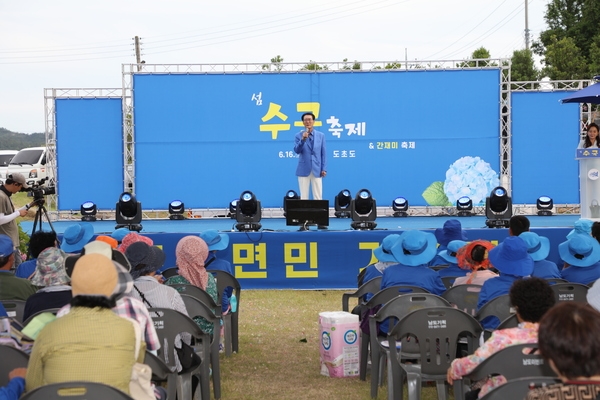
[25,178,56,203]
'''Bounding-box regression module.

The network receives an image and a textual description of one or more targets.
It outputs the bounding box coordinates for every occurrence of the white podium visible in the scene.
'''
[577,148,600,219]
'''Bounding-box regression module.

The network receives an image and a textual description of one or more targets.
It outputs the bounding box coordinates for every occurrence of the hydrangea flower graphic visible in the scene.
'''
[422,156,500,206]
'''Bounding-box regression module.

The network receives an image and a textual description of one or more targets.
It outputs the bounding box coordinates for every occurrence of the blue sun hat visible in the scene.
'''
[434,219,468,247]
[559,234,600,267]
[199,230,230,251]
[61,222,95,253]
[519,232,550,261]
[488,236,534,277]
[439,240,467,264]
[111,227,130,243]
[391,230,437,267]
[373,234,401,263]
[0,235,13,257]
[567,219,593,240]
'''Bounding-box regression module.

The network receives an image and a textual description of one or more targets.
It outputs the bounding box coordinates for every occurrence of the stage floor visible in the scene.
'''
[20,215,581,290]
[20,214,581,235]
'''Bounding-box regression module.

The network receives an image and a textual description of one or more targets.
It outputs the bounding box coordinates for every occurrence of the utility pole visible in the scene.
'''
[524,0,530,50]
[134,36,142,72]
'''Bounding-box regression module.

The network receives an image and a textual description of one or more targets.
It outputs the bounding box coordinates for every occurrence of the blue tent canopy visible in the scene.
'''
[561,83,600,104]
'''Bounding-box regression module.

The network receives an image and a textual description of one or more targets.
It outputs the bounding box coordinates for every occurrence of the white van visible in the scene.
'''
[0,150,18,184]
[6,147,48,187]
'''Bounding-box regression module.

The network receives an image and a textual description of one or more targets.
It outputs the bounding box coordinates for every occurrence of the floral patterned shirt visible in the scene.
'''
[448,322,539,398]
[165,274,218,336]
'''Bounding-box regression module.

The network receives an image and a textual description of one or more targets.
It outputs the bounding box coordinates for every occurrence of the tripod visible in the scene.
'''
[31,199,56,236]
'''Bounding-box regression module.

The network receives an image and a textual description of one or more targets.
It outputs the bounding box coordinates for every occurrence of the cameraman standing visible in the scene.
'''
[0,173,35,269]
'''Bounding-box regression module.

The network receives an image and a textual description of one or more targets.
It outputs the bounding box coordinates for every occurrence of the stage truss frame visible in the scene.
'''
[43,62,585,219]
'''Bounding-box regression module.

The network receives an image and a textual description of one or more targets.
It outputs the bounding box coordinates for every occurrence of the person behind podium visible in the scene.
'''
[293,112,327,200]
[578,122,600,148]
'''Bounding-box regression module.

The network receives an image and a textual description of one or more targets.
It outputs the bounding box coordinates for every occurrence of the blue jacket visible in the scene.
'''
[0,377,25,400]
[561,262,600,285]
[477,274,520,329]
[531,259,561,279]
[293,129,327,177]
[379,263,446,332]
[206,254,234,313]
[14,259,36,279]
[381,264,446,296]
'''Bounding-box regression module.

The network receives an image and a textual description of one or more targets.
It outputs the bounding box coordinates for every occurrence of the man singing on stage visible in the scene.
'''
[293,112,327,200]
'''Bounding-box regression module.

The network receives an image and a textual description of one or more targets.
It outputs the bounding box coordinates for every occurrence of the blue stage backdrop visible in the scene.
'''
[133,69,501,209]
[55,98,124,209]
[511,91,580,204]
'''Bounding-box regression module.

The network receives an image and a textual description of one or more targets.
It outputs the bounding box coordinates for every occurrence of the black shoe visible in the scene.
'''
[318,225,328,230]
[299,226,308,231]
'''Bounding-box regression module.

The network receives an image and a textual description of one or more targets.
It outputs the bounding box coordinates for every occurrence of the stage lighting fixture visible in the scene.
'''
[392,197,409,217]
[80,201,97,222]
[537,196,553,216]
[283,189,300,214]
[456,196,473,217]
[235,190,262,232]
[351,188,377,230]
[485,186,512,228]
[228,199,238,219]
[168,200,185,220]
[115,192,143,232]
[334,189,352,218]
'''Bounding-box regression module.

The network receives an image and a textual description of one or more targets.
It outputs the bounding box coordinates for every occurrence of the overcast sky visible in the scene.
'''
[1,0,547,134]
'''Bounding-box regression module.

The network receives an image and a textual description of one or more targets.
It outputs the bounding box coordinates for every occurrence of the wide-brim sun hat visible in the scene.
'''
[111,228,130,243]
[434,219,468,247]
[71,253,131,300]
[373,234,401,263]
[567,219,593,240]
[390,230,437,267]
[456,240,495,271]
[438,240,467,264]
[199,230,230,252]
[488,236,534,277]
[31,247,69,287]
[559,234,600,267]
[65,240,132,277]
[519,232,550,261]
[60,222,95,253]
[126,241,166,279]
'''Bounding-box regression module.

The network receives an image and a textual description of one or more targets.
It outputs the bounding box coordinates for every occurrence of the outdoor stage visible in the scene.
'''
[21,215,580,290]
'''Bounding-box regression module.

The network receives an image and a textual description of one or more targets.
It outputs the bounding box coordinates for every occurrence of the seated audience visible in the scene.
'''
[477,236,533,329]
[59,222,94,254]
[448,277,556,399]
[0,235,36,301]
[59,241,161,355]
[126,242,188,316]
[26,253,141,396]
[0,368,26,400]
[111,227,130,245]
[453,240,498,286]
[437,240,468,278]
[166,236,218,336]
[359,233,400,301]
[95,235,119,249]
[430,219,467,266]
[382,230,445,295]
[559,234,600,285]
[526,302,600,400]
[200,230,234,314]
[15,230,57,279]
[567,218,593,239]
[119,232,153,255]
[520,232,561,279]
[23,247,71,322]
[508,215,530,236]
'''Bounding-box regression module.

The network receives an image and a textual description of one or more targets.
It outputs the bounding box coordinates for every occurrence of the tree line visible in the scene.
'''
[0,128,45,150]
